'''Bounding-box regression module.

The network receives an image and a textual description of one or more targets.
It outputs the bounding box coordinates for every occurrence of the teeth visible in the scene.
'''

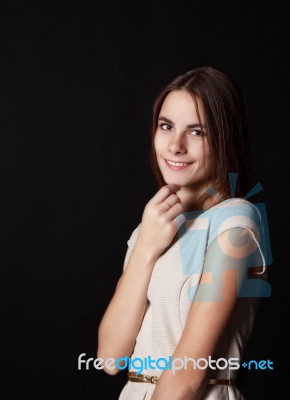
[167,160,189,167]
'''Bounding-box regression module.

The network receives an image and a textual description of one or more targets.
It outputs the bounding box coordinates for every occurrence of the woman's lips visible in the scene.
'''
[164,159,192,171]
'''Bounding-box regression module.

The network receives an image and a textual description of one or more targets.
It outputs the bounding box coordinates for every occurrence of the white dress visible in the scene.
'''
[118,198,270,400]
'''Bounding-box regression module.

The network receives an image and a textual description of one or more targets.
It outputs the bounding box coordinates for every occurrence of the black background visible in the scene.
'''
[1,1,289,399]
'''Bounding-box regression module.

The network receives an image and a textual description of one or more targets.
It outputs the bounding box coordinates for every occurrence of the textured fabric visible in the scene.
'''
[118,198,268,400]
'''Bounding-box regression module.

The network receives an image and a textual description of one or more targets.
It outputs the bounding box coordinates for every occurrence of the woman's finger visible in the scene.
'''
[160,193,181,211]
[150,184,181,206]
[165,202,184,221]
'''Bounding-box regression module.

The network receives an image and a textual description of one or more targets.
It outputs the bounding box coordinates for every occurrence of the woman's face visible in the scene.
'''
[154,89,213,191]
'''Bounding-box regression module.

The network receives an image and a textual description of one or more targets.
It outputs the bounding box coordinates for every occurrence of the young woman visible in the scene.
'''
[97,66,269,399]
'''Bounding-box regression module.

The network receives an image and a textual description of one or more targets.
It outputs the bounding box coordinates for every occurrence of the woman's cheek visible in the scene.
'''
[154,133,164,156]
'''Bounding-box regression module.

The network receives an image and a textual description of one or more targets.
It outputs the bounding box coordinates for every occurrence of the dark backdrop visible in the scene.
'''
[1,1,289,399]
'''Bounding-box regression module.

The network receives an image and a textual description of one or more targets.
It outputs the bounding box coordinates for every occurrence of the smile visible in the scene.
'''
[165,159,192,170]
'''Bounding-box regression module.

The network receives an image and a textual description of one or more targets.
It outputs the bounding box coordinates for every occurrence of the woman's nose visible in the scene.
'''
[168,134,186,154]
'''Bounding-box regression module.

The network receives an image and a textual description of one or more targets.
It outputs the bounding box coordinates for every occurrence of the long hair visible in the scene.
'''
[150,66,252,208]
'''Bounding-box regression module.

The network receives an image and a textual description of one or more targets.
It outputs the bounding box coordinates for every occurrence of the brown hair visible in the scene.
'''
[150,66,252,209]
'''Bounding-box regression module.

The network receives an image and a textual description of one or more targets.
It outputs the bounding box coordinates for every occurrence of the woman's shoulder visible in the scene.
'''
[210,197,261,219]
[207,197,263,242]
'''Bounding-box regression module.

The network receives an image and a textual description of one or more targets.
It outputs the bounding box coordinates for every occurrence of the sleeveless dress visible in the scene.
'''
[118,198,271,400]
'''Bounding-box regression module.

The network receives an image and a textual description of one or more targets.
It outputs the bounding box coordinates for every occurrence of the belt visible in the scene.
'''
[128,372,234,386]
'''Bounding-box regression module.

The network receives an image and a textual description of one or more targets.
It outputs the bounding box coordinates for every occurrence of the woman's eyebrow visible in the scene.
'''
[158,116,205,129]
[158,116,174,125]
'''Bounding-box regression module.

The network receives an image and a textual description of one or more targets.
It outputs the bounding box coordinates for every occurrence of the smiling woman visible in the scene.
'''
[154,90,212,209]
[97,66,270,400]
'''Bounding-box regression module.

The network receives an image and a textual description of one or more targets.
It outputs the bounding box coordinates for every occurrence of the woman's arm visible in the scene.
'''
[97,242,156,375]
[97,184,185,375]
[152,227,264,400]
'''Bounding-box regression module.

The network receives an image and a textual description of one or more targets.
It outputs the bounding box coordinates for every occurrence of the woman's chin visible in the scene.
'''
[164,178,184,187]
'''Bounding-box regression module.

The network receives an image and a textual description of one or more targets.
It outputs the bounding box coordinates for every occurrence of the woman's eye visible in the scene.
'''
[160,123,172,131]
[188,129,203,136]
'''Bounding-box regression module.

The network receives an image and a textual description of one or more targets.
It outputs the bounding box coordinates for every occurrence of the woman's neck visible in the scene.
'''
[177,183,221,212]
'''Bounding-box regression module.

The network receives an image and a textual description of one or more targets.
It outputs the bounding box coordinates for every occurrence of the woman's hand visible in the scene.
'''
[135,184,185,263]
